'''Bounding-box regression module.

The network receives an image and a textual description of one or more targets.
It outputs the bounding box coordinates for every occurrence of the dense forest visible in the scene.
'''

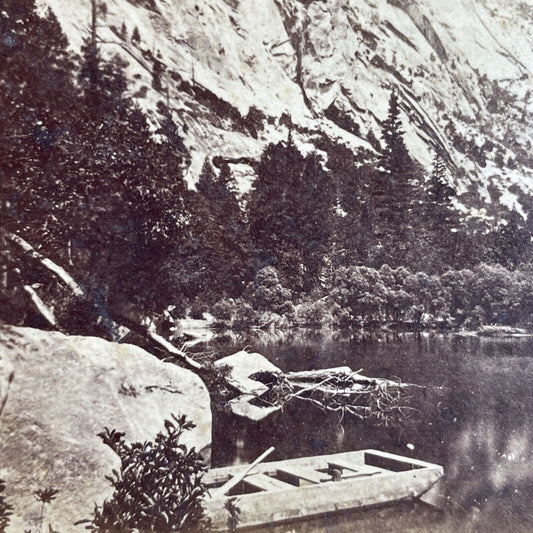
[2,0,533,338]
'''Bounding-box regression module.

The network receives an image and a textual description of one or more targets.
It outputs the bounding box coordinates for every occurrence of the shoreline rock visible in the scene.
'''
[0,326,211,532]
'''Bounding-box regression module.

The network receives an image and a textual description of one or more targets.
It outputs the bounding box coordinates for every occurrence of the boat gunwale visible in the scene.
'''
[204,449,442,488]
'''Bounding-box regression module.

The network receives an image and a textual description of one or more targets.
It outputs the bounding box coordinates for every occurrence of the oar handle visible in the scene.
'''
[211,446,276,499]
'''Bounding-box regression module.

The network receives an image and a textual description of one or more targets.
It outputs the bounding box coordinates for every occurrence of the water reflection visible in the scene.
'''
[210,333,533,532]
[250,502,445,533]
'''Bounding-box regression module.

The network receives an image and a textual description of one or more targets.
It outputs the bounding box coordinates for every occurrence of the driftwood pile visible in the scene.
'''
[256,368,419,424]
[214,352,422,424]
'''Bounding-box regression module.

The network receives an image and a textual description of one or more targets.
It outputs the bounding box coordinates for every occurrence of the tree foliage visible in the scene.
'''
[248,140,334,292]
[375,91,417,231]
[1,0,189,322]
[2,1,532,336]
[174,159,249,303]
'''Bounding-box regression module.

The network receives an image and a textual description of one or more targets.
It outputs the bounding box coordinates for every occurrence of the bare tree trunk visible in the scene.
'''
[4,231,84,297]
[23,286,57,327]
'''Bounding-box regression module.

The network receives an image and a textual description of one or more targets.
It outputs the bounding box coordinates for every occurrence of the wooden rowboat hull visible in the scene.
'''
[203,449,443,531]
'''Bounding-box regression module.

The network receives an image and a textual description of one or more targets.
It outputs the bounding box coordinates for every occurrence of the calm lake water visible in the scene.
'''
[209,332,533,533]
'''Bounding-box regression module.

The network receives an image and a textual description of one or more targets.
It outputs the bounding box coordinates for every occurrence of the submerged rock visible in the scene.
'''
[0,326,211,532]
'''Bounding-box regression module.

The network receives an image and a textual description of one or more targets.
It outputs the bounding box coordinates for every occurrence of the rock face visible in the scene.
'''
[0,326,211,532]
[43,0,533,209]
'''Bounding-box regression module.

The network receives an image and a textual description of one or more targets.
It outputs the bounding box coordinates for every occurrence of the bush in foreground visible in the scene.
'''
[82,415,210,532]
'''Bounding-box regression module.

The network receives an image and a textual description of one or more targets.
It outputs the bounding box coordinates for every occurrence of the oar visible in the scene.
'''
[210,446,275,499]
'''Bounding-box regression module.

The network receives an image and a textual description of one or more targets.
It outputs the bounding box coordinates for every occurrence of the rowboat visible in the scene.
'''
[203,449,444,531]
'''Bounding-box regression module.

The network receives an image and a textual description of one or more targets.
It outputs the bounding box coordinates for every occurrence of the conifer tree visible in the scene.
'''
[156,101,189,156]
[328,141,378,267]
[1,0,77,242]
[248,140,334,292]
[79,0,127,112]
[490,210,530,270]
[178,160,249,301]
[131,26,141,45]
[79,0,101,102]
[428,153,454,208]
[420,151,459,270]
[152,56,165,91]
[1,0,190,320]
[371,90,423,267]
[375,91,416,231]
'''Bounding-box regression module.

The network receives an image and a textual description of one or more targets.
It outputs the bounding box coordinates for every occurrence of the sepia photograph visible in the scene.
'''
[1,0,532,531]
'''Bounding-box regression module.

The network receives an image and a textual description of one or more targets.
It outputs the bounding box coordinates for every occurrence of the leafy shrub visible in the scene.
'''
[245,267,293,315]
[231,300,258,330]
[293,299,331,328]
[83,415,210,532]
[256,311,292,331]
[462,305,486,330]
[212,298,237,322]
[325,301,354,330]
[212,298,257,330]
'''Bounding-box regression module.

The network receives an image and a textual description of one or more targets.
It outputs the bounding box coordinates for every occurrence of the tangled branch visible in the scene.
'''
[247,369,423,426]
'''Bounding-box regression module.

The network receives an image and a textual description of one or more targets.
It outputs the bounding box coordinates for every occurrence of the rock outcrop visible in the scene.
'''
[43,0,533,210]
[0,326,211,532]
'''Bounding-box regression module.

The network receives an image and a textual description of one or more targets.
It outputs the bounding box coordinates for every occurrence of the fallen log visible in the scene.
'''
[3,230,122,338]
[22,285,57,327]
[146,329,203,371]
[284,367,352,380]
[114,315,204,372]
[5,231,84,297]
[215,351,422,424]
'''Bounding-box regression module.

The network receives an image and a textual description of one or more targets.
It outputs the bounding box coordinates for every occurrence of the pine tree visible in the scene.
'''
[371,90,423,267]
[131,26,141,45]
[79,0,127,112]
[178,160,249,301]
[417,151,459,270]
[428,153,453,207]
[424,151,456,236]
[490,210,530,270]
[79,0,100,100]
[152,56,165,91]
[375,91,416,231]
[156,102,189,156]
[328,140,378,267]
[1,0,77,242]
[1,0,190,320]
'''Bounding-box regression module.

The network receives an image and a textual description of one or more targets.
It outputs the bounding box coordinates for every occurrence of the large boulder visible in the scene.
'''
[0,326,211,532]
[214,350,283,421]
[214,350,281,395]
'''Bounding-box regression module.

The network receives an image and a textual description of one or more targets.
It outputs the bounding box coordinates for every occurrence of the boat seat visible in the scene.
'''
[277,465,327,486]
[327,459,384,478]
[244,473,293,492]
